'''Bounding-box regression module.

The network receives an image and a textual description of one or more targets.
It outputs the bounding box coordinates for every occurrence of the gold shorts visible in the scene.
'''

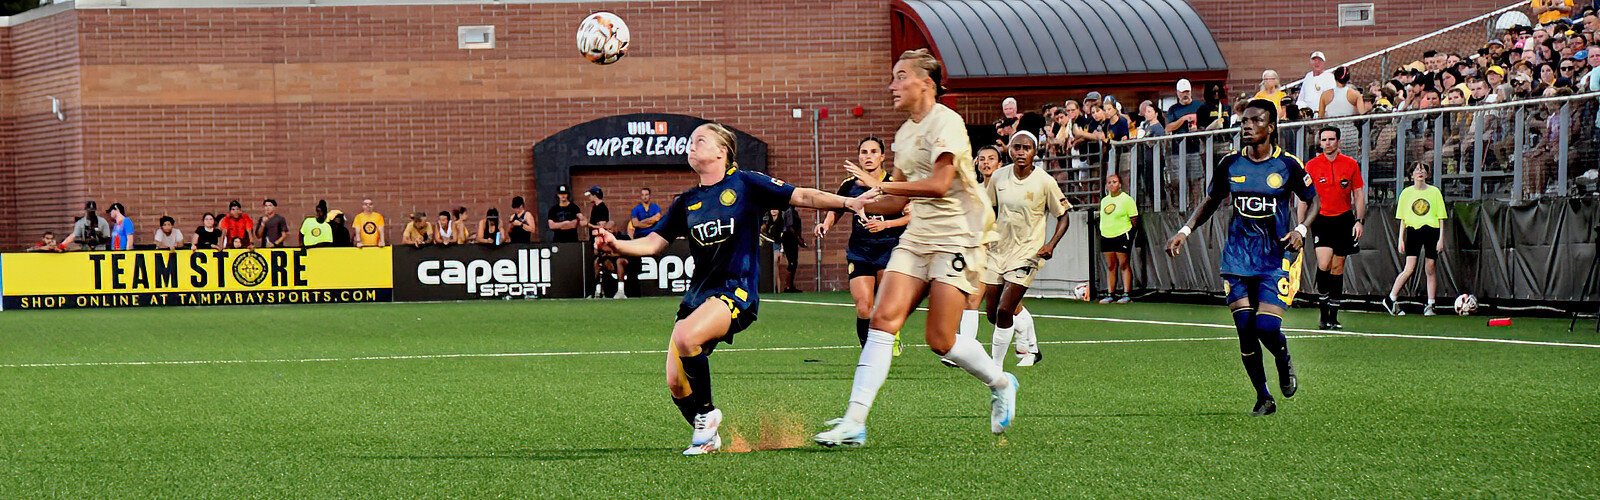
[980,256,1041,288]
[885,245,983,295]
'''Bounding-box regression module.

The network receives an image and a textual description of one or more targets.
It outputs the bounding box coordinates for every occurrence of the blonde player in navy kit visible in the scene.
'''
[593,123,874,456]
[1166,100,1319,416]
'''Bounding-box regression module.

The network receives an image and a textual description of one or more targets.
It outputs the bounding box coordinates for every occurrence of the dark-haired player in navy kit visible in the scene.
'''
[1165,99,1320,416]
[592,122,875,456]
[815,136,909,350]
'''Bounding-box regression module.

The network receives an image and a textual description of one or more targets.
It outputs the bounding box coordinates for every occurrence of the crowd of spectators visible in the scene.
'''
[30,186,675,253]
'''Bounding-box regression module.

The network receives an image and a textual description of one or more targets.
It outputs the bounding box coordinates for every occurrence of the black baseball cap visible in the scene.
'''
[557,185,570,195]
[84,200,97,211]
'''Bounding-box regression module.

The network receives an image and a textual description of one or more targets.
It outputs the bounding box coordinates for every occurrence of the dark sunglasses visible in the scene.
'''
[1560,66,1576,71]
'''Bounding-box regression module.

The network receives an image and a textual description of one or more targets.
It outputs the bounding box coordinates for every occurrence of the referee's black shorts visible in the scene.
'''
[1311,211,1360,256]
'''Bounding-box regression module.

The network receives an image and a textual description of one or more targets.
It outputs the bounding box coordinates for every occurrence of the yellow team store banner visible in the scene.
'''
[1,248,393,310]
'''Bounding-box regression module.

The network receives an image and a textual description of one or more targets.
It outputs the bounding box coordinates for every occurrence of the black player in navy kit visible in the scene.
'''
[1166,100,1320,416]
[592,122,874,456]
[815,137,909,348]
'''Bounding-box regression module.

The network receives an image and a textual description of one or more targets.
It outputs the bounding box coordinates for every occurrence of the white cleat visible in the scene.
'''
[812,418,867,448]
[682,409,723,456]
[682,434,721,456]
[990,372,1018,434]
[1015,352,1037,367]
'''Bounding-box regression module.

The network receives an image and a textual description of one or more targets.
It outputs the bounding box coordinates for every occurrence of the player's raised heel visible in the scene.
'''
[813,418,867,447]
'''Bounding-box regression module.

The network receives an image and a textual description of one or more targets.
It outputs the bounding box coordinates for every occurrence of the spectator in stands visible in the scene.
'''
[218,200,253,249]
[402,211,434,247]
[1534,0,1576,26]
[1527,87,1578,197]
[547,185,582,243]
[191,213,221,250]
[1536,62,1560,92]
[106,203,133,251]
[257,199,289,248]
[478,208,502,244]
[1136,100,1167,139]
[353,198,387,247]
[994,97,1020,149]
[1046,103,1077,156]
[1560,56,1583,83]
[506,196,535,244]
[450,207,470,245]
[327,210,352,247]
[1512,72,1537,100]
[1165,79,1201,134]
[1098,98,1131,142]
[1298,51,1337,118]
[299,200,332,248]
[432,211,457,245]
[1439,68,1462,93]
[1488,66,1510,98]
[1252,70,1286,118]
[1581,50,1600,90]
[28,231,62,252]
[1444,86,1468,107]
[153,215,183,251]
[1080,91,1102,128]
[61,200,111,251]
[629,188,662,239]
[1197,84,1228,131]
[1469,78,1494,105]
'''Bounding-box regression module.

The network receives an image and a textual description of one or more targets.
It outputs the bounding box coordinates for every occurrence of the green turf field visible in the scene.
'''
[2,294,1596,497]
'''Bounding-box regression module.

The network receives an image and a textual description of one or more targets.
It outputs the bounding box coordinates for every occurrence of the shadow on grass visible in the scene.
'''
[347,447,668,461]
[920,411,1235,420]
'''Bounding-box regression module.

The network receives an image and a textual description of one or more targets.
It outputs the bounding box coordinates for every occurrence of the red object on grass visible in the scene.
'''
[1487,318,1512,327]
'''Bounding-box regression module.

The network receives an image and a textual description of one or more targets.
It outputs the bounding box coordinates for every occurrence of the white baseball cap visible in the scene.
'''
[1176,79,1192,92]
[1311,51,1327,60]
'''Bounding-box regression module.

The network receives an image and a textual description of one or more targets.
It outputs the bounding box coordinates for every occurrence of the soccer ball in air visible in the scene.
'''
[577,12,630,65]
[1454,294,1478,316]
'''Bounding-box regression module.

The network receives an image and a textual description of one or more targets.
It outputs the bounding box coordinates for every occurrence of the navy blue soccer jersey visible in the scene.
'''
[1208,147,1316,278]
[833,173,903,265]
[655,168,796,315]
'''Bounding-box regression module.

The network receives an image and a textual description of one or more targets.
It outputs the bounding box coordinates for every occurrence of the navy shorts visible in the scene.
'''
[1222,251,1304,310]
[676,294,757,343]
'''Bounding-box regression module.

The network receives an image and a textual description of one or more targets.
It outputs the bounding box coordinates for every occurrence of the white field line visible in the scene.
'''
[765,299,1600,350]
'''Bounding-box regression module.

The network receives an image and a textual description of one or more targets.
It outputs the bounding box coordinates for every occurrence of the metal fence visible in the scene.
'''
[1283,2,1528,96]
[1039,92,1600,211]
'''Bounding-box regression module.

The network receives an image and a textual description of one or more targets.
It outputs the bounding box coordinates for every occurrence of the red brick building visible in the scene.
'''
[0,0,1510,289]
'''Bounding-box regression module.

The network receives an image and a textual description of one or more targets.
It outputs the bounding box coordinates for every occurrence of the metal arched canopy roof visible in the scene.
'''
[893,0,1228,79]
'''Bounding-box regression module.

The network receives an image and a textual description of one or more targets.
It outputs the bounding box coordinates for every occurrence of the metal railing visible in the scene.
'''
[1051,92,1600,211]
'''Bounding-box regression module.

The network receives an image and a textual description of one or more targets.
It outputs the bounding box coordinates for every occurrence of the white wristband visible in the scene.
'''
[1177,226,1192,237]
[1294,224,1309,238]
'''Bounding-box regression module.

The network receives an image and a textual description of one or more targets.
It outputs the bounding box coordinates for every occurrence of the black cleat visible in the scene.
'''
[1280,362,1298,398]
[1318,321,1332,331]
[1251,398,1278,416]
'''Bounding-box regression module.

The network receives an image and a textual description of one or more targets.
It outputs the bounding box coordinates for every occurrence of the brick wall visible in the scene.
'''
[0,0,1524,291]
[3,9,82,247]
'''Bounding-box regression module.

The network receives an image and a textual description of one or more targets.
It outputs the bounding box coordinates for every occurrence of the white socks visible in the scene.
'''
[1013,307,1037,356]
[945,334,1008,389]
[958,309,980,340]
[989,326,1015,370]
[844,329,896,424]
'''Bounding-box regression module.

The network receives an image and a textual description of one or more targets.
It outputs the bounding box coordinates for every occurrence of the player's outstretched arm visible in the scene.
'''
[593,228,668,257]
[845,154,956,199]
[788,187,874,217]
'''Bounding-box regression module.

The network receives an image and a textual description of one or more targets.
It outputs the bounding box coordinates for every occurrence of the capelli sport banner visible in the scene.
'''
[1,248,393,309]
